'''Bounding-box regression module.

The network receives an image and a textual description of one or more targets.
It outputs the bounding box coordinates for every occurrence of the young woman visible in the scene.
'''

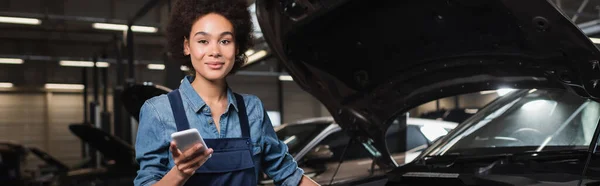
[133,0,319,186]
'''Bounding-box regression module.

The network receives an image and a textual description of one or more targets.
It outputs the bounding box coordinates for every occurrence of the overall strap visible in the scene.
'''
[167,89,190,131]
[234,93,250,138]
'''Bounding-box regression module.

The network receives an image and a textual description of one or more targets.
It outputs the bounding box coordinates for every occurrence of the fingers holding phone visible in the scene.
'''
[170,128,213,177]
[170,141,213,177]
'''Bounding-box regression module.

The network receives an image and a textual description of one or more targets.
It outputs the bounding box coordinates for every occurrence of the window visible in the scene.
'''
[298,130,375,185]
[276,123,329,156]
[426,89,600,157]
[308,131,371,163]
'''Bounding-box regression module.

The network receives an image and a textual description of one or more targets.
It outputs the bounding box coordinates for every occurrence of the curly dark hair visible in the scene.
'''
[167,0,254,75]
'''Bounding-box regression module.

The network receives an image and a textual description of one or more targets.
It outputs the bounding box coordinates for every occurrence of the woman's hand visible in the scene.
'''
[170,141,214,178]
[299,175,320,186]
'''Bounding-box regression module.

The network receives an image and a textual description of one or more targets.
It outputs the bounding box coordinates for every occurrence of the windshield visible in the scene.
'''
[425,89,600,157]
[275,122,330,156]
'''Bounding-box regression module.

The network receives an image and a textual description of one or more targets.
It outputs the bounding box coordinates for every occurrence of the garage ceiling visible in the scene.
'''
[0,0,278,87]
[0,0,598,86]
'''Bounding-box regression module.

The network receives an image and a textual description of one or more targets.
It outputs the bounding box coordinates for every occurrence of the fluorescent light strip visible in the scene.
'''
[0,16,41,25]
[279,75,293,81]
[131,25,157,33]
[45,83,84,90]
[147,64,165,70]
[92,23,158,33]
[0,82,14,88]
[146,64,190,71]
[0,58,24,64]
[247,50,268,64]
[479,90,496,95]
[59,60,109,68]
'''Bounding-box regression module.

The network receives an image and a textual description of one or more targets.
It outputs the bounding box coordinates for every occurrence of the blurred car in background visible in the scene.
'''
[259,116,458,185]
[0,124,138,186]
[55,124,138,186]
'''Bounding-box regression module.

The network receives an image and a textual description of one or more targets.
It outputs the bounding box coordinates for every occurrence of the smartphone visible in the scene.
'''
[171,128,210,158]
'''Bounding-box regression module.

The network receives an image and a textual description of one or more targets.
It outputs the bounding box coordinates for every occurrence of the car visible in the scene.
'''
[390,88,600,185]
[0,125,137,186]
[255,0,600,185]
[56,124,139,186]
[259,116,457,185]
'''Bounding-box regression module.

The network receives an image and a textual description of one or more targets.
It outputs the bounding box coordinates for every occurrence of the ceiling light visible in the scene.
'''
[0,82,14,88]
[590,37,600,44]
[180,65,190,71]
[0,16,41,25]
[279,75,293,81]
[147,64,165,70]
[45,83,84,90]
[0,58,24,64]
[245,49,255,56]
[131,25,158,33]
[59,60,109,68]
[479,90,496,95]
[92,23,158,33]
[247,50,268,64]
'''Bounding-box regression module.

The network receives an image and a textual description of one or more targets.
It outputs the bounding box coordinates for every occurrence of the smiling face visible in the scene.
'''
[184,13,237,81]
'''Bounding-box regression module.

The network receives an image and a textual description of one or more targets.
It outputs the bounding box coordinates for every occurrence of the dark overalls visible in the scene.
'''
[167,89,257,186]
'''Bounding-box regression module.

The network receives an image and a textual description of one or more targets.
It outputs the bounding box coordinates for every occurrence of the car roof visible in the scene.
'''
[275,116,458,131]
[274,116,335,131]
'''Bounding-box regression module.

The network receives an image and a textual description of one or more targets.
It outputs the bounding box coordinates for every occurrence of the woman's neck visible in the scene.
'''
[190,74,228,105]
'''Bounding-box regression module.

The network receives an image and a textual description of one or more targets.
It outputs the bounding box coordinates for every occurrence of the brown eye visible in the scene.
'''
[198,40,208,44]
[219,40,231,45]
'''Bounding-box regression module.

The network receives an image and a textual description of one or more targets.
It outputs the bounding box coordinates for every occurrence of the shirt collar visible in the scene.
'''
[178,75,239,113]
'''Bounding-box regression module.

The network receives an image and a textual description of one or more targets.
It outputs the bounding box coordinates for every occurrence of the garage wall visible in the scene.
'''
[227,75,329,124]
[282,81,327,123]
[227,75,279,111]
[48,93,115,166]
[48,93,85,166]
[0,90,115,168]
[0,93,46,168]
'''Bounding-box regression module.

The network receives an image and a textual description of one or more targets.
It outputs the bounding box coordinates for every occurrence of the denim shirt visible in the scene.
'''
[134,76,304,186]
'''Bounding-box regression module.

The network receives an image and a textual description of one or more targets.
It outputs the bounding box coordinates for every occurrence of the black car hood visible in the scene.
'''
[121,84,171,122]
[28,147,70,172]
[255,0,600,168]
[68,124,136,166]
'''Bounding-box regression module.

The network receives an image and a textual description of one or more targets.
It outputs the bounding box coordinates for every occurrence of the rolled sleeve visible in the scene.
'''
[260,108,304,186]
[134,100,171,186]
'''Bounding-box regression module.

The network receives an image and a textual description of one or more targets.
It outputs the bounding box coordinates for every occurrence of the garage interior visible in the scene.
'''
[1,0,600,185]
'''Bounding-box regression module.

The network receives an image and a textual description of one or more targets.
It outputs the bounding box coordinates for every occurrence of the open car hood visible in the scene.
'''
[255,0,600,168]
[68,124,136,166]
[121,84,171,122]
